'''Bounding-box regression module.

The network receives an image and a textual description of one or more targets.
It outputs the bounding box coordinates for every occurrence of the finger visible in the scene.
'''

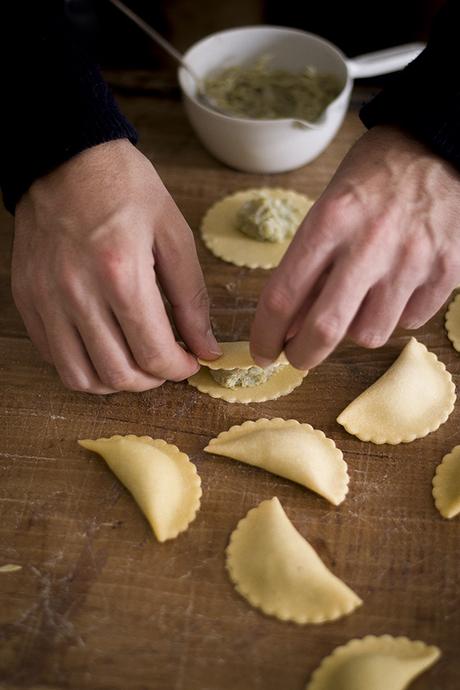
[105,257,199,381]
[284,255,375,370]
[399,280,454,329]
[73,301,166,392]
[42,310,116,394]
[18,306,53,363]
[347,273,418,348]
[285,269,332,341]
[154,220,221,359]
[250,206,336,366]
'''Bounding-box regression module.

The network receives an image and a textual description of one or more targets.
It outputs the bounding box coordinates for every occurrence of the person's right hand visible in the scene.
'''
[12,139,221,394]
[250,125,460,371]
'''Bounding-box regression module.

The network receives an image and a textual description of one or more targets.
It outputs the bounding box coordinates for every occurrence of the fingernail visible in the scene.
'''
[205,329,223,356]
[253,356,275,369]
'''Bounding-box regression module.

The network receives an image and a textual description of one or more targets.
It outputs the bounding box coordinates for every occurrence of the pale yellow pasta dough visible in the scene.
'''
[201,188,313,269]
[78,435,201,542]
[198,341,288,370]
[0,564,22,573]
[226,497,362,623]
[445,293,460,351]
[337,338,456,444]
[432,445,460,519]
[190,341,306,403]
[205,418,348,505]
[306,635,441,690]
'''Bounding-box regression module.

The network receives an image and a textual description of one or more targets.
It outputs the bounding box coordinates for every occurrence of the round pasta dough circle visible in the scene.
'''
[201,188,314,269]
[188,365,306,403]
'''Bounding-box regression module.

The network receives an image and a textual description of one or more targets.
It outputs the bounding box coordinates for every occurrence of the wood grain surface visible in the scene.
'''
[0,77,459,690]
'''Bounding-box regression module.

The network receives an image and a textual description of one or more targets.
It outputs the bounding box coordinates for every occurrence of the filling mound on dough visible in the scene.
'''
[236,192,302,243]
[209,363,284,389]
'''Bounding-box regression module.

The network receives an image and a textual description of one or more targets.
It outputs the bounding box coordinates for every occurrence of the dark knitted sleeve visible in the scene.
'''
[0,1,138,214]
[359,0,460,171]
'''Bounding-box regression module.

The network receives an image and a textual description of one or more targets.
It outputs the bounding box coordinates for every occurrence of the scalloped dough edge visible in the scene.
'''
[188,366,306,403]
[201,188,314,269]
[226,497,362,624]
[306,635,441,690]
[432,445,460,519]
[445,293,460,352]
[78,434,202,541]
[337,339,456,444]
[205,418,349,504]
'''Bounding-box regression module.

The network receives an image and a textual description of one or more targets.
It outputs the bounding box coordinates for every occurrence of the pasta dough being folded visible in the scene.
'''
[189,341,306,403]
[432,445,460,519]
[205,418,348,505]
[226,497,362,624]
[306,635,441,690]
[337,338,455,444]
[78,435,201,542]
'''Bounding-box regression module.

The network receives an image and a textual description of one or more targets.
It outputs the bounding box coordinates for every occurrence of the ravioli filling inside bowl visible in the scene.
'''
[210,363,285,389]
[236,191,303,242]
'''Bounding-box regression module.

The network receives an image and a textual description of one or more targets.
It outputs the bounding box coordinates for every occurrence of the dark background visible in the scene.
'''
[67,0,445,71]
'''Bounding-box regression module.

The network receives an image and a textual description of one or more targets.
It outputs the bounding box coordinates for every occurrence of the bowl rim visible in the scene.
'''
[178,24,352,126]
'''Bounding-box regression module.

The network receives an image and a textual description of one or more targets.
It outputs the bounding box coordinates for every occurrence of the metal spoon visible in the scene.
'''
[108,0,227,113]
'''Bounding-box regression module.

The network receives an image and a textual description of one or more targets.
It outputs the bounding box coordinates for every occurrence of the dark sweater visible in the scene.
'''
[0,1,137,214]
[0,1,458,214]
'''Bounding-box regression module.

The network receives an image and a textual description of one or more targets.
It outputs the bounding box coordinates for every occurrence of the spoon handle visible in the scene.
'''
[108,0,202,84]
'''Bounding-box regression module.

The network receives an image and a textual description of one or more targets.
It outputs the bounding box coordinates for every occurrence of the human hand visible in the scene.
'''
[12,139,220,393]
[251,125,460,370]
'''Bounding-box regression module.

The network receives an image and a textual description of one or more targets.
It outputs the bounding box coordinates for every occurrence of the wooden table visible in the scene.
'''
[1,76,459,690]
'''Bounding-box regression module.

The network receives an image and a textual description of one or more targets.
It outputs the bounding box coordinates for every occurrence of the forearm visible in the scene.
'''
[0,1,137,213]
[360,0,460,172]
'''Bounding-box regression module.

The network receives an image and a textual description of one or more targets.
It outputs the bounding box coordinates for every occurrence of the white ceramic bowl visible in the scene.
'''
[178,26,423,173]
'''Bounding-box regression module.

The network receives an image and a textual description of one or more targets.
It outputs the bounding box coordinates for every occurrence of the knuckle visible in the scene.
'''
[176,284,209,313]
[437,253,460,286]
[261,287,292,318]
[99,367,137,391]
[311,314,342,347]
[136,347,171,376]
[60,372,92,393]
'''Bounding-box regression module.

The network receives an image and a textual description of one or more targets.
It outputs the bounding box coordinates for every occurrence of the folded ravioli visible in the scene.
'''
[205,418,348,505]
[445,293,460,352]
[226,497,362,623]
[337,338,456,444]
[78,435,201,542]
[189,341,307,403]
[201,188,313,269]
[432,445,460,519]
[306,635,441,690]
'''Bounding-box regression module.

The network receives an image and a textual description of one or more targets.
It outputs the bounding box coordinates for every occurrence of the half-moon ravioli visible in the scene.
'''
[78,435,201,542]
[306,635,441,690]
[188,341,306,403]
[205,418,348,505]
[432,445,460,519]
[226,497,362,624]
[445,293,460,352]
[337,338,456,444]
